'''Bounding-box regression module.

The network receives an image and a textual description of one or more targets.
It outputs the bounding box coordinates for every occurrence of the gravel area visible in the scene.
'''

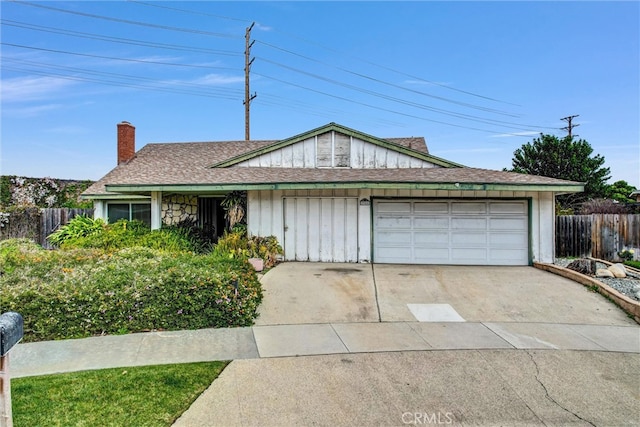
[555,258,640,302]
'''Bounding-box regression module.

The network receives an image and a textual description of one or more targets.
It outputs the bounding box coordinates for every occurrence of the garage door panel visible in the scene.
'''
[413,217,449,228]
[414,202,449,213]
[377,246,413,261]
[414,248,450,263]
[490,249,528,263]
[374,200,528,265]
[490,202,527,214]
[452,202,486,214]
[451,217,487,230]
[377,231,412,244]
[451,248,489,262]
[376,202,411,213]
[414,231,448,245]
[452,232,486,245]
[376,216,411,228]
[489,233,528,246]
[490,217,527,230]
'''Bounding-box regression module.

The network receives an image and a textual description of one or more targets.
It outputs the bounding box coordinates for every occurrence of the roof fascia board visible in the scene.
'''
[105,182,584,194]
[210,122,463,168]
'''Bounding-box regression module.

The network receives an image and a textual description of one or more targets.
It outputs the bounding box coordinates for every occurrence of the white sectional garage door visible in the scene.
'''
[374,200,529,265]
[283,197,358,262]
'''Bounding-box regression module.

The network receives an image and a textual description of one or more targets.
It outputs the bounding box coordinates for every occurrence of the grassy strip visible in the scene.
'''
[12,361,228,427]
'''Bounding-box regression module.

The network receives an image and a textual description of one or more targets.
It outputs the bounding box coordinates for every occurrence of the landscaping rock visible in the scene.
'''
[596,268,615,278]
[248,257,264,272]
[566,259,596,275]
[608,263,627,278]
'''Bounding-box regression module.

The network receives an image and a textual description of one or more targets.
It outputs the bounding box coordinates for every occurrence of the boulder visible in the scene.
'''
[608,263,627,278]
[596,268,615,278]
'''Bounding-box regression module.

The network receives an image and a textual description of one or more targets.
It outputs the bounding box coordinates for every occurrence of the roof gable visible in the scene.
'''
[211,122,463,169]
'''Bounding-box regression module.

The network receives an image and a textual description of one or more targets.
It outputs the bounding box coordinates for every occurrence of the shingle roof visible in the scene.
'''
[83,135,581,197]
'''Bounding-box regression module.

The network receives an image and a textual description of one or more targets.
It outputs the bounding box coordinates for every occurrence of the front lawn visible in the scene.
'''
[0,238,263,342]
[13,361,228,427]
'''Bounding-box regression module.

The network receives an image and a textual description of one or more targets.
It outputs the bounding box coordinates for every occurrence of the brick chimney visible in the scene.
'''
[117,121,135,165]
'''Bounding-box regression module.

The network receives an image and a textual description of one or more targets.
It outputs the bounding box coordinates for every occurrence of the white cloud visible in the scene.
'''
[2,103,64,118]
[1,76,77,102]
[490,131,540,138]
[255,22,273,32]
[189,74,245,85]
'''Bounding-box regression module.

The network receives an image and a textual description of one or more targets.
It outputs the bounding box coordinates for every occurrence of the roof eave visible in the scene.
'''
[103,181,585,195]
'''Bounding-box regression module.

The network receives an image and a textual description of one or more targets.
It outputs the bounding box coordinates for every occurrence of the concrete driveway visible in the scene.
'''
[257,263,635,326]
[173,263,639,426]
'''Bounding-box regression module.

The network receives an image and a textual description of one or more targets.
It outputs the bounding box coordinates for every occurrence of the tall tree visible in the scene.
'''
[605,180,637,204]
[507,134,610,210]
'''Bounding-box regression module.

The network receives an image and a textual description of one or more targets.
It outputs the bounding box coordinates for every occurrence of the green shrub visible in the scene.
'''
[47,215,105,247]
[0,239,262,342]
[55,219,204,253]
[213,231,283,269]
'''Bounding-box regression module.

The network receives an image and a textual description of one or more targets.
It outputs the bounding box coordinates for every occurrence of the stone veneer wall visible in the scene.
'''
[162,195,197,225]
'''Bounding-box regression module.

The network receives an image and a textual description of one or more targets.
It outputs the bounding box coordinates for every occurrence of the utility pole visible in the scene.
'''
[561,115,579,138]
[244,22,257,141]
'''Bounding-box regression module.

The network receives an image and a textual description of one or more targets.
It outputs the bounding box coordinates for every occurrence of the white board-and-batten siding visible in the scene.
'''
[237,133,439,169]
[246,189,556,264]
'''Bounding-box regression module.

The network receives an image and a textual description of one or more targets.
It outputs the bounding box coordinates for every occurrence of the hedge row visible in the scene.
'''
[0,239,262,342]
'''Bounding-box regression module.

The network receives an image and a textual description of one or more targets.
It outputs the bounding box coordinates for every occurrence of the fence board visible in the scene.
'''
[0,208,93,249]
[40,208,94,249]
[556,214,640,260]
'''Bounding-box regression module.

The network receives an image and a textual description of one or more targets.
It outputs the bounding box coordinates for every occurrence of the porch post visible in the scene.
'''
[151,191,162,230]
[93,200,106,221]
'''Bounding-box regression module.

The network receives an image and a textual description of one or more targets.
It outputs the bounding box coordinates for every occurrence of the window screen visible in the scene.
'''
[107,204,130,223]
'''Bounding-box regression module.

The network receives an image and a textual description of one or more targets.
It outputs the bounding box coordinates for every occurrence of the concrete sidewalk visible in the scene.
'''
[10,321,640,378]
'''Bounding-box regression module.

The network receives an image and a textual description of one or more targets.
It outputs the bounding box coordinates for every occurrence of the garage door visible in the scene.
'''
[283,197,358,262]
[374,200,528,265]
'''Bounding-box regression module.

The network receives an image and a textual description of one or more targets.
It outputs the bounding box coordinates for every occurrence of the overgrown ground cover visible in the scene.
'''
[0,216,276,342]
[12,361,228,427]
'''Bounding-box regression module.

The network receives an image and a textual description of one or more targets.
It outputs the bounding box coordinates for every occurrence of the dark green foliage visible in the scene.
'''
[508,134,610,211]
[0,239,262,342]
[605,180,637,204]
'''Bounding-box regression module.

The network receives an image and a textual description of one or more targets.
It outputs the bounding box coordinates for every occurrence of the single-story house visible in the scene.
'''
[82,121,584,265]
[630,190,640,203]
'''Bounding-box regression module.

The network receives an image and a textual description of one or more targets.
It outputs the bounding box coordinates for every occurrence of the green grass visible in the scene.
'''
[623,260,640,270]
[12,361,228,427]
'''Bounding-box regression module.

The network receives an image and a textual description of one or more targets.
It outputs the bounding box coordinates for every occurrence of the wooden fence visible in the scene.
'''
[0,208,94,249]
[556,214,640,260]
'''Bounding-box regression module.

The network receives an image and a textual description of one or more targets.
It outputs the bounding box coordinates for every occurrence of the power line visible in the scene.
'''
[10,1,241,39]
[125,0,521,109]
[253,71,533,136]
[1,19,239,55]
[256,56,555,132]
[1,43,240,70]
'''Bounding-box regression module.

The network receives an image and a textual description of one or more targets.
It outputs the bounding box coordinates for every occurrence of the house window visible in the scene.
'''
[317,131,351,168]
[107,203,151,226]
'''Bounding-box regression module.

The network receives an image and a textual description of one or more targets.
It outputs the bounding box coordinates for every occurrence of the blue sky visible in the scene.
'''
[1,1,638,187]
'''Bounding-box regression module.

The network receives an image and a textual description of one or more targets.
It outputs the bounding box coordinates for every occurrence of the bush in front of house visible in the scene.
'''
[49,217,208,254]
[213,231,283,269]
[0,239,262,342]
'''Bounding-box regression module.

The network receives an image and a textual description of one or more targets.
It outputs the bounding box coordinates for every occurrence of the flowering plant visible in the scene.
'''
[618,248,635,261]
